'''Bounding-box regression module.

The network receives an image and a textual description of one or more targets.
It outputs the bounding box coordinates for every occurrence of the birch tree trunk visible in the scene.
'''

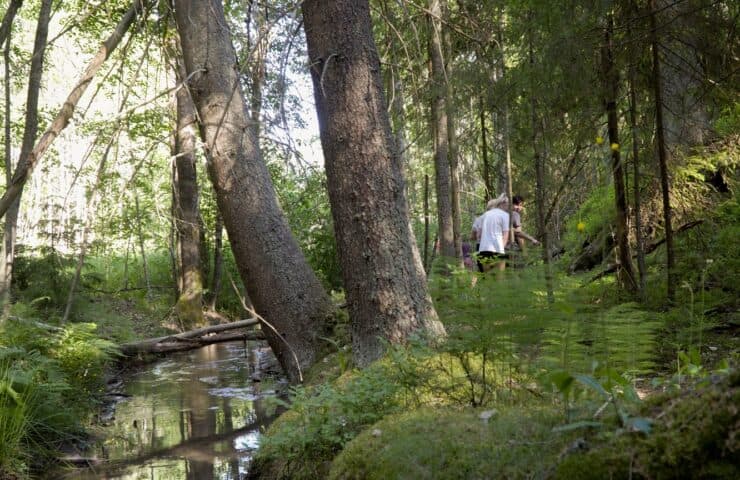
[1,14,13,315]
[173,0,334,382]
[0,0,52,311]
[302,0,445,367]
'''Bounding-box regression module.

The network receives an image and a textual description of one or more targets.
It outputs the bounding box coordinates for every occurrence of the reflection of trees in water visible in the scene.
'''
[96,417,264,476]
[186,344,220,479]
[81,342,282,479]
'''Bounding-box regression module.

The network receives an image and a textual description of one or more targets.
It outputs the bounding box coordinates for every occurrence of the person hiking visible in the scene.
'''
[477,194,510,273]
[511,195,539,253]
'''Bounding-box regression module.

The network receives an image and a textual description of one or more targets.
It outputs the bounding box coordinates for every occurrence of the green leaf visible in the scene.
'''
[550,370,575,394]
[575,374,609,398]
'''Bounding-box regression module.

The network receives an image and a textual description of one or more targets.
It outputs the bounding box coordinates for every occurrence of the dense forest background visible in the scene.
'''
[0,0,737,478]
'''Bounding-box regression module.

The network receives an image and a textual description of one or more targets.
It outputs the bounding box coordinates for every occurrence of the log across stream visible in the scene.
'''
[50,340,286,479]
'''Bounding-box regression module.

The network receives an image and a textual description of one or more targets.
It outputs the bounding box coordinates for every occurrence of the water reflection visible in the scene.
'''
[60,341,284,480]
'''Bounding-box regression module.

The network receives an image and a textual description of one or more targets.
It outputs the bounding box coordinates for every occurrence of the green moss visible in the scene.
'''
[555,370,740,479]
[330,407,571,480]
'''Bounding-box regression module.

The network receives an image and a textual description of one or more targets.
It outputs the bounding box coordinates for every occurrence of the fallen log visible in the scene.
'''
[120,318,260,355]
[121,331,266,355]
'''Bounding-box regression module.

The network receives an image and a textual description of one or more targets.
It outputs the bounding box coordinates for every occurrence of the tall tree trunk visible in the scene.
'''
[423,173,431,273]
[206,213,224,312]
[627,7,647,300]
[0,0,22,48]
[174,0,334,382]
[0,0,51,311]
[602,14,636,293]
[172,58,204,329]
[0,0,146,219]
[656,0,710,148]
[528,22,554,303]
[504,107,514,242]
[650,0,675,302]
[3,28,10,187]
[428,0,455,261]
[479,99,493,200]
[498,25,514,244]
[444,28,462,262]
[302,0,445,367]
[1,17,12,315]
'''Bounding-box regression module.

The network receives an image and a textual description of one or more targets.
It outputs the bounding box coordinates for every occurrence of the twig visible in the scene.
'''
[319,53,338,98]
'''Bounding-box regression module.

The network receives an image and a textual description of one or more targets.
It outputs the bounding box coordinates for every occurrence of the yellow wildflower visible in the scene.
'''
[577,222,586,232]
[610,142,620,151]
[595,136,604,145]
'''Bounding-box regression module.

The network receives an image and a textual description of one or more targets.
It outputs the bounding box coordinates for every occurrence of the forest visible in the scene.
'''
[0,0,737,478]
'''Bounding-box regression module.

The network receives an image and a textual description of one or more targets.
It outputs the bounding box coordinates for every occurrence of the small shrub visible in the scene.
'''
[253,362,403,479]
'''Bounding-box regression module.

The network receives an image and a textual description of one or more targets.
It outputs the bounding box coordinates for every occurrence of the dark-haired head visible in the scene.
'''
[513,195,524,205]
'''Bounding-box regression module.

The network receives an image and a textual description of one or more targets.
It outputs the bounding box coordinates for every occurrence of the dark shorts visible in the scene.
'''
[475,251,508,272]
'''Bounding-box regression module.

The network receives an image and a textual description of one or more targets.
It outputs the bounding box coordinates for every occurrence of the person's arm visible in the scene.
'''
[515,230,539,245]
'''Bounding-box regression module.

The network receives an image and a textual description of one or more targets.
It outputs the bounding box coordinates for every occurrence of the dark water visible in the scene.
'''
[56,341,284,480]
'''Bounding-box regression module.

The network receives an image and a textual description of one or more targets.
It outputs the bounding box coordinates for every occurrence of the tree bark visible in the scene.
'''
[423,173,430,273]
[602,14,636,293]
[172,57,205,329]
[444,27,462,263]
[650,0,675,302]
[1,13,12,316]
[655,0,710,148]
[174,0,334,382]
[627,9,647,300]
[479,100,493,200]
[428,0,455,261]
[206,212,224,311]
[528,22,554,303]
[302,0,445,367]
[0,0,146,219]
[0,0,51,311]
[0,0,22,49]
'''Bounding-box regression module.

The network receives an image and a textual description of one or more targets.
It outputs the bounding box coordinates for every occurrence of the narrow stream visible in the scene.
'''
[57,340,285,480]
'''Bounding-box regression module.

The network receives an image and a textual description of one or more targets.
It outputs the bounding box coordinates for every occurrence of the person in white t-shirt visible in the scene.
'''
[476,195,510,272]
